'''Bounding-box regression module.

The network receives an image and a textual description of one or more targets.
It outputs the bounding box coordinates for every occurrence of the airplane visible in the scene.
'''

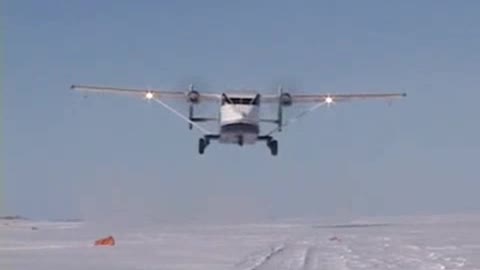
[70,84,406,156]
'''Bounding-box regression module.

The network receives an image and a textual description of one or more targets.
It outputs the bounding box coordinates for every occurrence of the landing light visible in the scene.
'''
[145,92,154,100]
[325,96,333,104]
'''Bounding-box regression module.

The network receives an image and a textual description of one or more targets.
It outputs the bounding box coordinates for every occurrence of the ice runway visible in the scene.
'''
[1,214,479,270]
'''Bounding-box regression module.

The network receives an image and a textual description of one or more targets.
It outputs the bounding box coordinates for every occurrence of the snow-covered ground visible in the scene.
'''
[1,214,480,270]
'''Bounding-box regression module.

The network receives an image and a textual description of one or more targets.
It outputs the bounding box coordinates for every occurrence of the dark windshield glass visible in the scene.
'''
[223,95,260,105]
[231,98,252,104]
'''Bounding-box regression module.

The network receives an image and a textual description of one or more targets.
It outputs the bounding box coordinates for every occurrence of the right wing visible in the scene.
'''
[290,92,407,103]
[261,92,407,105]
[70,84,222,102]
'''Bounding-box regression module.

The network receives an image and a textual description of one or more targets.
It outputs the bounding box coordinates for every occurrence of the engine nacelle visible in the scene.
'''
[187,90,200,103]
[279,92,292,106]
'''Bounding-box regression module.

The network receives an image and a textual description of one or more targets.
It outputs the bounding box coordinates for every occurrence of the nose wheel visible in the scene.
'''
[238,135,244,146]
[267,139,278,156]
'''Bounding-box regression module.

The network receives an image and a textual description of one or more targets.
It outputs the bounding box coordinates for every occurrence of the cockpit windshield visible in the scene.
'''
[222,94,260,105]
[231,98,253,104]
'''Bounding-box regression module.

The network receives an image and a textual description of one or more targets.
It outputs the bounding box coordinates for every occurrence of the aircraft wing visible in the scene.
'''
[70,84,222,102]
[262,92,407,104]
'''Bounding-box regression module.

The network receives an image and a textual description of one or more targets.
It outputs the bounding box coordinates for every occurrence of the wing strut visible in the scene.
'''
[265,101,328,136]
[152,98,213,135]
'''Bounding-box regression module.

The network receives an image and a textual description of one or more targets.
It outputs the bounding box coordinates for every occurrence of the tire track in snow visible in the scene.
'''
[300,246,317,270]
[241,244,286,270]
[253,244,307,270]
[238,241,322,270]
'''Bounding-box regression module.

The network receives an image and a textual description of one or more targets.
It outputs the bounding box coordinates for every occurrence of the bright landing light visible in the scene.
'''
[145,92,154,100]
[325,96,333,104]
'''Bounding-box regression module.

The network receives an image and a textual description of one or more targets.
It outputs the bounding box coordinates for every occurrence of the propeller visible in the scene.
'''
[188,85,194,130]
[277,84,284,132]
[187,83,196,130]
[182,81,211,130]
[261,79,301,134]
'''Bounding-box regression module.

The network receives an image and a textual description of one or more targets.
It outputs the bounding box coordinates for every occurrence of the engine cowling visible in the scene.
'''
[187,90,200,103]
[279,92,292,106]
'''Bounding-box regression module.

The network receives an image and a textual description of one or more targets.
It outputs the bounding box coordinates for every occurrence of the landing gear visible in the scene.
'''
[198,138,208,154]
[257,135,279,156]
[198,135,220,155]
[199,135,278,156]
[267,139,278,156]
[238,136,244,146]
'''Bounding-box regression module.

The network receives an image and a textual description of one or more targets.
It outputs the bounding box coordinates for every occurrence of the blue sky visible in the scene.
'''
[3,1,480,221]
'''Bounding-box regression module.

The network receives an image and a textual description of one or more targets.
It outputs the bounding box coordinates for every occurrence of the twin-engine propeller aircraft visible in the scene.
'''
[70,84,406,156]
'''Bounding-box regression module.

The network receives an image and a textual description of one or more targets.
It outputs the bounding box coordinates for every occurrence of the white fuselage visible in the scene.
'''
[219,103,260,144]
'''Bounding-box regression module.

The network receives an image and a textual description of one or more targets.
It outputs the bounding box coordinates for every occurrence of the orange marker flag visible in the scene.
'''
[94,236,115,246]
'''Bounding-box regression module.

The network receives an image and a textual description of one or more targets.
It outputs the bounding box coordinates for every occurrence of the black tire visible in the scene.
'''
[199,138,206,154]
[269,140,278,156]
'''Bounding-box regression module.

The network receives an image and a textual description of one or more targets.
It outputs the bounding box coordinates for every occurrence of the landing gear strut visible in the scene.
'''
[238,136,244,146]
[198,138,209,154]
[267,139,278,156]
[199,135,278,156]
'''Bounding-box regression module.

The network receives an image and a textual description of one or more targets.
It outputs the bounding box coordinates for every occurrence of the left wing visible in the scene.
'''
[70,84,222,102]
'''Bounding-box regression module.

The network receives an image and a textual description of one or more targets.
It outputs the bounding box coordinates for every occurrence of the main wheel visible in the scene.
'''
[268,140,278,156]
[199,138,206,154]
